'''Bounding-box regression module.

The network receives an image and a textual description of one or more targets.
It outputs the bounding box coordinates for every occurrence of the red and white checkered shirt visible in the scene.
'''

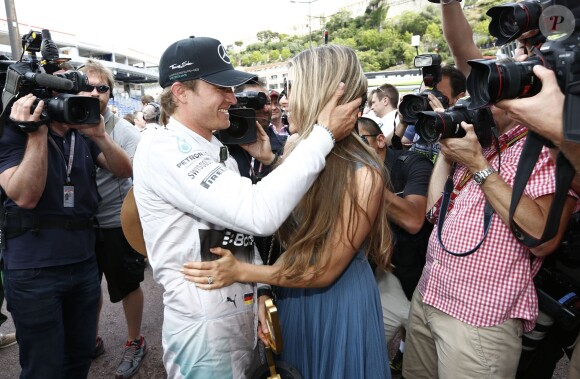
[419,125,569,332]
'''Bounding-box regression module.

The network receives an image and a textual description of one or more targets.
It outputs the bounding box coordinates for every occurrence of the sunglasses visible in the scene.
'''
[83,84,110,94]
[359,134,379,145]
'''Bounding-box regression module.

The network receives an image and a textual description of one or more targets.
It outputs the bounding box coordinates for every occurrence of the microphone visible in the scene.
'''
[24,72,74,92]
[40,29,59,62]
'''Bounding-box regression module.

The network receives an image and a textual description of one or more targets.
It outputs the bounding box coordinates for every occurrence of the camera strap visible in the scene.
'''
[435,128,527,257]
[437,169,495,257]
[509,131,576,247]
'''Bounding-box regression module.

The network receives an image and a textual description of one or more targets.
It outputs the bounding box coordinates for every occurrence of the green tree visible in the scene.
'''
[269,50,281,61]
[281,48,293,60]
[256,30,279,43]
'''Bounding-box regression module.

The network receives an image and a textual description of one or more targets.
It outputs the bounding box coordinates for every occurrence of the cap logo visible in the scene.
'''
[169,61,194,70]
[217,44,231,64]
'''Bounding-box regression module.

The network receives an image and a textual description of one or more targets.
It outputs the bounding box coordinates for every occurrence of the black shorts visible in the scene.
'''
[96,227,146,303]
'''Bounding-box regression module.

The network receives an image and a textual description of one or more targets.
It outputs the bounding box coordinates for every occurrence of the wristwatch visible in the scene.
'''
[473,167,495,185]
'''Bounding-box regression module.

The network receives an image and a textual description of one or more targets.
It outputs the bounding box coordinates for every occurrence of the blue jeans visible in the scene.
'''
[0,271,7,327]
[3,256,100,379]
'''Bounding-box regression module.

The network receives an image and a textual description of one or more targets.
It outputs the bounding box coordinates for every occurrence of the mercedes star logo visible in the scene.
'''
[217,44,231,64]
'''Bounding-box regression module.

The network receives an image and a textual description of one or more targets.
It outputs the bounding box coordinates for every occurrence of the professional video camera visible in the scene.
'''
[415,98,495,147]
[398,54,450,125]
[0,29,100,134]
[466,0,580,142]
[218,91,267,145]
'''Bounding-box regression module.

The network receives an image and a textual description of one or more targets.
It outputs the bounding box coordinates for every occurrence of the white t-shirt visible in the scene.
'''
[379,109,399,144]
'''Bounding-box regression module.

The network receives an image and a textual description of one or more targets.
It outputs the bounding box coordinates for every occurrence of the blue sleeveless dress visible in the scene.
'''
[276,251,391,379]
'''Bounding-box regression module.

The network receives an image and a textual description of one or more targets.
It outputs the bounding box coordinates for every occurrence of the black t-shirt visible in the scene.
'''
[0,122,101,269]
[385,148,434,300]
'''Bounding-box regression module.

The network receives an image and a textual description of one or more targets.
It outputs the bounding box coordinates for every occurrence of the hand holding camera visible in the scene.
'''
[240,120,275,165]
[9,94,46,132]
[496,65,564,146]
[438,121,488,171]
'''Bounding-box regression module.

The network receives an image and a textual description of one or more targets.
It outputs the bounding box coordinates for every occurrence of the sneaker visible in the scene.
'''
[115,336,147,379]
[93,335,105,359]
[0,333,16,349]
[389,349,404,374]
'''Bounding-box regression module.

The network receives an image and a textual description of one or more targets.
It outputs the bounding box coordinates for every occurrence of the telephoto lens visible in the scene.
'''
[415,99,495,147]
[466,57,543,110]
[487,0,543,45]
[398,89,449,124]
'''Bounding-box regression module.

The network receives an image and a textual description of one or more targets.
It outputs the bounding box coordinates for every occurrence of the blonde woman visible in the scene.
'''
[183,45,393,379]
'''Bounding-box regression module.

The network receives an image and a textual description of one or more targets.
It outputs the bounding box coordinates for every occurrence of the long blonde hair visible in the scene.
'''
[279,45,393,281]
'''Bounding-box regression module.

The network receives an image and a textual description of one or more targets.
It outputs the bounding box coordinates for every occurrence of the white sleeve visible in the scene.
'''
[136,126,333,236]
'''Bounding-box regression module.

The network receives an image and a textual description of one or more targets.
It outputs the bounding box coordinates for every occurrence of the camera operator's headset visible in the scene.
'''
[144,102,160,123]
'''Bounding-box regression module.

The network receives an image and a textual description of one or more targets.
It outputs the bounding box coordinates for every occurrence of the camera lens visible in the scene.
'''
[498,11,519,38]
[487,1,542,45]
[399,94,430,124]
[45,94,100,124]
[467,57,543,110]
[227,117,248,138]
[416,112,443,143]
[68,100,89,123]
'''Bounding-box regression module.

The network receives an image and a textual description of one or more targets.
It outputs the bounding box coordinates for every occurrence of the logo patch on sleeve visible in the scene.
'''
[243,293,254,305]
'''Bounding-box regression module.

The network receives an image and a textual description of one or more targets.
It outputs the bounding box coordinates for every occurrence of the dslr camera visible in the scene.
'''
[0,29,100,134]
[466,0,580,142]
[486,0,554,45]
[398,54,450,124]
[415,98,495,147]
[218,91,267,145]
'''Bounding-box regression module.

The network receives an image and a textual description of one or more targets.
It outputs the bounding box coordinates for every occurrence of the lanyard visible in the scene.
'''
[48,131,76,184]
[432,128,528,257]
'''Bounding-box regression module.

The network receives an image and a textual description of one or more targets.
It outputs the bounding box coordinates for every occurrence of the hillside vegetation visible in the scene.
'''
[230,0,508,71]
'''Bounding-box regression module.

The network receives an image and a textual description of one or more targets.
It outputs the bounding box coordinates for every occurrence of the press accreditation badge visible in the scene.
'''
[63,185,75,207]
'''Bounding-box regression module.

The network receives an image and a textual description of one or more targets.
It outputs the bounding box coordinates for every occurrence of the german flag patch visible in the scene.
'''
[244,292,254,305]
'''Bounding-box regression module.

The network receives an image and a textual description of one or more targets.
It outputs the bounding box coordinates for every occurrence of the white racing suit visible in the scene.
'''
[133,118,334,378]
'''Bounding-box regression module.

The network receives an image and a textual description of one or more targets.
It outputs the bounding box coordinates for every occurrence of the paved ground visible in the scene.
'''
[0,265,167,379]
[0,264,572,378]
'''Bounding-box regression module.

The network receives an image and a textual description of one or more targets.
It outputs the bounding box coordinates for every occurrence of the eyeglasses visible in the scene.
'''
[83,84,110,94]
[359,134,379,145]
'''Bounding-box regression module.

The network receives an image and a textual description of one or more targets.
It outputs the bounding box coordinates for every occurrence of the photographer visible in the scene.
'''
[0,83,131,378]
[402,2,578,378]
[78,59,147,378]
[401,65,467,160]
[227,79,288,265]
[496,53,580,379]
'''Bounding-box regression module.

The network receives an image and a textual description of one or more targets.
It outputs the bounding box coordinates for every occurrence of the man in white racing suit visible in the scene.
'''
[132,36,362,378]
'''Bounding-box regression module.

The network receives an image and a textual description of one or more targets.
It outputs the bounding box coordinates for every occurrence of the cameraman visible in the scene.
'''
[402,2,578,378]
[0,87,131,378]
[496,61,580,379]
[401,65,467,160]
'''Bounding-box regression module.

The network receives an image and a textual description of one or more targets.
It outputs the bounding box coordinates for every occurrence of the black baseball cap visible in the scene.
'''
[158,36,256,88]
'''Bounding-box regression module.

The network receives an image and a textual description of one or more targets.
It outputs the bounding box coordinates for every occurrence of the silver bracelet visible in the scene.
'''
[314,123,336,146]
